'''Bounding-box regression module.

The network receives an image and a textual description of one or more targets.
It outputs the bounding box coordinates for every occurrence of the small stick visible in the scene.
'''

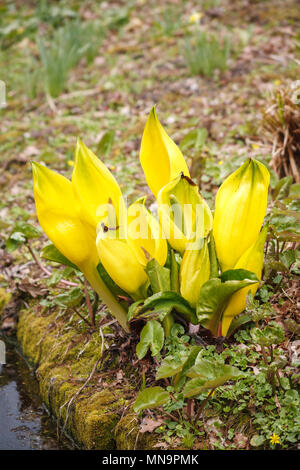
[73,307,91,327]
[59,357,101,436]
[26,241,78,287]
[84,279,95,327]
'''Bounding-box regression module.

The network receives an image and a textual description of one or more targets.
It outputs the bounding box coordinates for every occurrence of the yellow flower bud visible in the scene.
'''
[157,173,213,254]
[127,198,167,267]
[32,162,96,267]
[180,237,210,307]
[32,161,129,331]
[213,159,270,272]
[140,107,190,197]
[72,138,126,230]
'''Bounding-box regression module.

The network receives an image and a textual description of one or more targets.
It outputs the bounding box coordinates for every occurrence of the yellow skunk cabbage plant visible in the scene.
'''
[31,107,270,353]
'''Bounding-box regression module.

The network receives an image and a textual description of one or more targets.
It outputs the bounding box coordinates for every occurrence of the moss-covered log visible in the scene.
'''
[15,302,159,450]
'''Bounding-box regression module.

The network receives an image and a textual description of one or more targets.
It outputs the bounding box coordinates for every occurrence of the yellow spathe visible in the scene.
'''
[213,158,270,271]
[140,107,190,197]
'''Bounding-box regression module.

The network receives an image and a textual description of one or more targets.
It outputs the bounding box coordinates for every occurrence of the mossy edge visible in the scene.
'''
[16,301,159,450]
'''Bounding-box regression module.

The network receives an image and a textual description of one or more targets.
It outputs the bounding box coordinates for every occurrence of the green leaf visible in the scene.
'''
[13,221,41,239]
[136,320,164,359]
[183,360,243,397]
[156,352,188,380]
[173,346,203,390]
[197,275,258,336]
[96,130,115,156]
[250,434,265,447]
[6,222,41,252]
[279,249,298,269]
[41,243,78,269]
[128,291,198,324]
[180,128,208,152]
[133,386,170,413]
[220,269,259,282]
[6,232,26,252]
[289,182,300,198]
[226,313,252,338]
[179,346,202,380]
[273,176,293,201]
[53,287,83,308]
[145,259,170,294]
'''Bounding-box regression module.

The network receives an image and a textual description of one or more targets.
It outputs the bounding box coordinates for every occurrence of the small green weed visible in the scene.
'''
[183,31,231,77]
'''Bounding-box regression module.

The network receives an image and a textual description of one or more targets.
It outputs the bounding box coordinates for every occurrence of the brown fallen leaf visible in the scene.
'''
[140,417,164,433]
[234,433,248,449]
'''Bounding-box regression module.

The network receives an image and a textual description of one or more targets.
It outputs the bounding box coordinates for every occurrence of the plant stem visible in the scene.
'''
[163,312,174,337]
[261,345,269,367]
[186,399,194,422]
[162,411,181,424]
[84,279,95,327]
[194,388,216,426]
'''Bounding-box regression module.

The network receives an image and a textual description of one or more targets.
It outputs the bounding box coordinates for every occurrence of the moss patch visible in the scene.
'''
[0,288,11,315]
[17,302,158,449]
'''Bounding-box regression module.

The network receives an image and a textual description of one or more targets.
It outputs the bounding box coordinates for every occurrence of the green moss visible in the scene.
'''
[17,301,155,450]
[115,412,160,450]
[0,288,11,315]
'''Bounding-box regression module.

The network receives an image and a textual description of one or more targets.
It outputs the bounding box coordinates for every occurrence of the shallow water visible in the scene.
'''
[0,335,73,450]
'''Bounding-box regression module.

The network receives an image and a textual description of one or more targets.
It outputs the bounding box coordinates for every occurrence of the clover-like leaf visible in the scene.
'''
[53,287,83,308]
[250,322,285,347]
[6,222,42,253]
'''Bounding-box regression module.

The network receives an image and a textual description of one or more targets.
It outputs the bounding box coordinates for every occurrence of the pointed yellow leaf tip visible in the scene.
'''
[127,197,168,267]
[140,107,190,197]
[221,225,268,336]
[213,158,270,272]
[72,138,126,230]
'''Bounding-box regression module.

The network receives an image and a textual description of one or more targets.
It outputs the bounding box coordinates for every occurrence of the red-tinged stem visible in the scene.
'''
[186,399,194,422]
[194,388,216,426]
